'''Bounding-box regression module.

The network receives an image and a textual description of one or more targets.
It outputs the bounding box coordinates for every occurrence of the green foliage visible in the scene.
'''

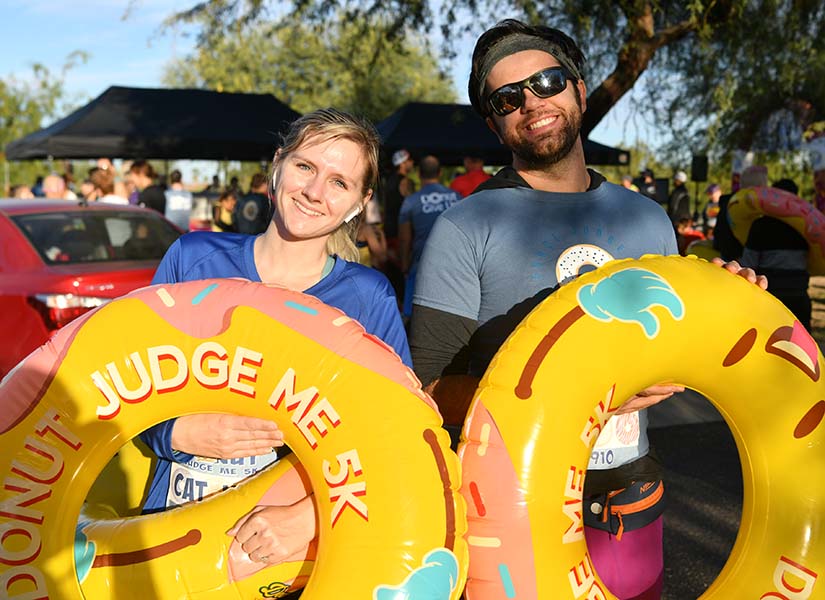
[161,0,825,163]
[650,0,825,161]
[1,52,88,194]
[162,12,457,123]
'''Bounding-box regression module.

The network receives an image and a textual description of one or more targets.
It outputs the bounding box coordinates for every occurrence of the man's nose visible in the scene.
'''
[522,85,549,111]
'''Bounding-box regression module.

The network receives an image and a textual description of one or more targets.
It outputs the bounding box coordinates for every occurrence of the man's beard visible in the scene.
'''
[500,100,583,170]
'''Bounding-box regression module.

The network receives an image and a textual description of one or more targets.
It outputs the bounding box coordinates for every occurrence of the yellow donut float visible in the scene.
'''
[728,186,825,274]
[0,279,467,599]
[83,437,156,518]
[685,238,721,261]
[80,453,318,597]
[459,255,825,599]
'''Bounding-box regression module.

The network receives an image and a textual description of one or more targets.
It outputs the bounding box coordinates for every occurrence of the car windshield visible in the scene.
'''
[11,210,181,265]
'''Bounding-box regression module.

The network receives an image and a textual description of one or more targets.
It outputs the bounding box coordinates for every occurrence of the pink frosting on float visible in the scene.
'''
[0,308,96,434]
[135,279,432,407]
[0,279,436,434]
[790,320,819,369]
[754,187,825,265]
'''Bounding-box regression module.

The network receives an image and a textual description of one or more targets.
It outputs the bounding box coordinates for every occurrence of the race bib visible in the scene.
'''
[587,410,649,470]
[166,450,279,507]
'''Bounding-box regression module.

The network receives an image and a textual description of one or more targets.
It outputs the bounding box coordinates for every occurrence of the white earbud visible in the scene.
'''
[343,206,362,224]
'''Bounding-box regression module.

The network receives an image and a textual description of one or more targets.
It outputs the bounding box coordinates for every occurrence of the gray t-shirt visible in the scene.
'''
[414,181,678,470]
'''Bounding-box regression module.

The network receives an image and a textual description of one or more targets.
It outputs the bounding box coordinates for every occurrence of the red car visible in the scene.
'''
[0,199,182,379]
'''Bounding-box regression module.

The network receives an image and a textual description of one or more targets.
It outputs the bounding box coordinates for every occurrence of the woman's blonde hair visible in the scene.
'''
[269,108,380,262]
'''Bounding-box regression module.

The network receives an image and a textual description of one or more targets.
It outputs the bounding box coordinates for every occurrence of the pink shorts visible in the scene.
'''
[585,516,664,600]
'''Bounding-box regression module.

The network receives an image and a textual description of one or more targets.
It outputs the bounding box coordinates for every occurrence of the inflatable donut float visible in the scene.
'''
[83,437,156,518]
[79,453,318,597]
[685,238,721,261]
[727,186,825,274]
[0,279,467,599]
[459,255,825,599]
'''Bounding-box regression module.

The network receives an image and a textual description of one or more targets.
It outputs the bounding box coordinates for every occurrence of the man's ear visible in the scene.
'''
[577,79,587,113]
[486,116,504,144]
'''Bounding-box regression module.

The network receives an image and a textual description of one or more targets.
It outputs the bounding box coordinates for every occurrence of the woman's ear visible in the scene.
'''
[362,188,373,207]
[269,150,283,196]
[343,205,363,224]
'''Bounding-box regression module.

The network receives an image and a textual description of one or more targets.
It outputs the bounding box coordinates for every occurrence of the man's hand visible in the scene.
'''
[711,257,768,290]
[171,413,284,458]
[617,384,685,415]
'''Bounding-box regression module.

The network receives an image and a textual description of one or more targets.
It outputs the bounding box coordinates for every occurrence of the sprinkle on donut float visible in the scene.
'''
[459,255,825,600]
[0,279,467,600]
[727,185,825,274]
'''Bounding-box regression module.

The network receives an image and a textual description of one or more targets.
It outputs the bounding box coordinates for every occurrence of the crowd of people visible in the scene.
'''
[6,18,818,600]
[7,159,282,237]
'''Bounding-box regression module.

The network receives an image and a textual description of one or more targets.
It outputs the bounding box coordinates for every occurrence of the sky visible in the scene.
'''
[3,0,644,177]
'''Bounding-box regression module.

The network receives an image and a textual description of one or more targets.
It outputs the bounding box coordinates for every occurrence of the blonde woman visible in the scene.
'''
[139,108,409,566]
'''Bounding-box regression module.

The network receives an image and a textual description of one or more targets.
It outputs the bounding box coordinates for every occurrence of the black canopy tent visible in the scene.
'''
[5,86,300,161]
[376,102,630,167]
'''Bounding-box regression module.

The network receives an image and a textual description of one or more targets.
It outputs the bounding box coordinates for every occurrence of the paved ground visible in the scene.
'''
[647,391,743,599]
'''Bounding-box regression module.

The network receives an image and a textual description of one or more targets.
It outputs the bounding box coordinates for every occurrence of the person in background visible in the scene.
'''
[226,175,241,198]
[234,172,272,234]
[90,167,129,204]
[164,169,194,231]
[638,168,658,204]
[711,185,743,261]
[450,155,491,198]
[702,183,722,237]
[667,170,691,224]
[356,195,387,269]
[410,19,766,600]
[31,175,44,197]
[79,174,96,201]
[675,215,705,255]
[10,184,34,198]
[211,189,238,232]
[621,174,639,192]
[740,174,811,330]
[201,174,222,194]
[62,163,78,198]
[97,157,115,171]
[381,148,415,301]
[129,160,166,214]
[42,173,73,200]
[139,108,409,571]
[398,155,461,319]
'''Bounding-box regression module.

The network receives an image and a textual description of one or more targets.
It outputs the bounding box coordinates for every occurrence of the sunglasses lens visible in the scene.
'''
[529,69,568,98]
[489,85,523,116]
[487,68,571,116]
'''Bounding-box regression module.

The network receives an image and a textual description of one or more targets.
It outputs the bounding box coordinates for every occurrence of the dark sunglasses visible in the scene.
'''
[486,67,576,116]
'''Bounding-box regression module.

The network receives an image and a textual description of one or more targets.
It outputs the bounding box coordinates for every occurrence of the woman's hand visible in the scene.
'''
[226,495,317,563]
[171,414,284,458]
